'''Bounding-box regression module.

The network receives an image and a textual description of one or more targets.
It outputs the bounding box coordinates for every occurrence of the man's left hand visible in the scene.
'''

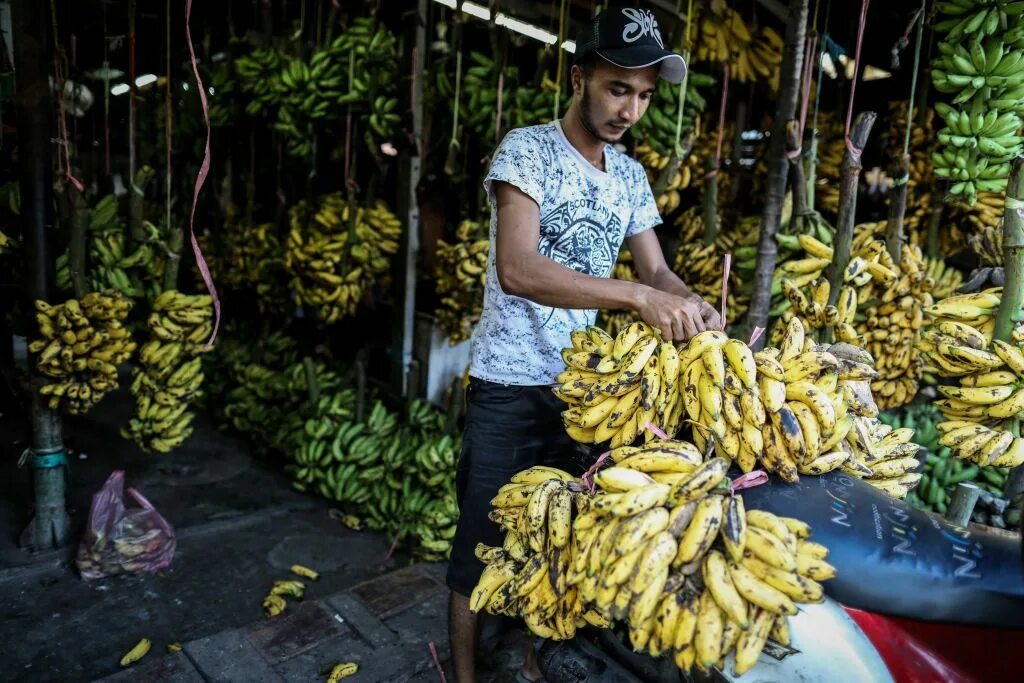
[694,297,722,331]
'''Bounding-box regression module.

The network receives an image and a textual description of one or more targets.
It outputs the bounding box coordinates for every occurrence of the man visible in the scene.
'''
[446,7,721,682]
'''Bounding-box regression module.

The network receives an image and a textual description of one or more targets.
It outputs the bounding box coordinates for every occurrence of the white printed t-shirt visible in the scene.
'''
[469,120,662,386]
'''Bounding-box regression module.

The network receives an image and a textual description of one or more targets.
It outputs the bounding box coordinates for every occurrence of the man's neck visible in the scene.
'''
[560,106,606,171]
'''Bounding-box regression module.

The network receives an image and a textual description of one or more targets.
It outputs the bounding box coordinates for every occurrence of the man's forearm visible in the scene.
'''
[500,251,651,311]
[643,265,699,302]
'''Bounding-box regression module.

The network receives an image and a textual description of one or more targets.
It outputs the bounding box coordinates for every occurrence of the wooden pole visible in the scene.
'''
[13,0,69,550]
[744,0,810,347]
[885,153,910,262]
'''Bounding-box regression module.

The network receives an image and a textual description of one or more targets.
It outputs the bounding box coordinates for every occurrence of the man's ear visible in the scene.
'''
[570,64,583,94]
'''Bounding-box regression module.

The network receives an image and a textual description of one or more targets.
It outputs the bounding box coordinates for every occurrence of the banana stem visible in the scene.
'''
[69,188,88,298]
[303,356,321,418]
[162,222,184,292]
[703,156,719,245]
[786,120,809,225]
[885,153,910,262]
[744,0,810,348]
[993,157,1024,343]
[925,181,945,259]
[826,111,876,308]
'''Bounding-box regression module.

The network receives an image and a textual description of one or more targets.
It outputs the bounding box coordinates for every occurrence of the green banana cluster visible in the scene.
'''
[200,211,290,315]
[290,398,461,560]
[232,18,400,157]
[882,404,1009,517]
[632,74,712,158]
[932,3,1024,204]
[81,192,165,300]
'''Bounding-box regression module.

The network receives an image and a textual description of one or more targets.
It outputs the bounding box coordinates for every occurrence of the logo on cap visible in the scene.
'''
[620,8,664,48]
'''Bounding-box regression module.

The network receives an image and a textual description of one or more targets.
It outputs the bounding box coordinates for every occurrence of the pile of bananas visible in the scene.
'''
[931,0,1024,204]
[924,256,964,299]
[234,19,399,157]
[918,288,1024,469]
[31,292,136,413]
[284,193,401,323]
[556,323,686,447]
[291,398,460,560]
[435,218,488,344]
[694,0,783,89]
[122,291,213,453]
[598,249,642,339]
[472,453,835,676]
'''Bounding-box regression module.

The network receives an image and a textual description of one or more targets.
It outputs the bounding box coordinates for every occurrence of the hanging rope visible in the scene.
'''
[811,0,831,145]
[843,0,871,163]
[102,2,111,176]
[707,63,729,177]
[553,0,569,121]
[185,0,221,347]
[670,0,695,157]
[902,1,926,158]
[165,0,172,236]
[128,0,137,187]
[48,0,83,192]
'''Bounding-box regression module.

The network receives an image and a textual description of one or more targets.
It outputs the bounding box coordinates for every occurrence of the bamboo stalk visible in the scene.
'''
[826,112,876,307]
[69,188,88,298]
[992,157,1024,343]
[885,153,910,262]
[745,0,810,347]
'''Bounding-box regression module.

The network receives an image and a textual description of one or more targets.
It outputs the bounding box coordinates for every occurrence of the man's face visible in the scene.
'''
[575,62,659,144]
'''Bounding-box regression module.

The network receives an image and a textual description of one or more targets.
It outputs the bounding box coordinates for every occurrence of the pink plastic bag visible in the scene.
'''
[75,470,176,580]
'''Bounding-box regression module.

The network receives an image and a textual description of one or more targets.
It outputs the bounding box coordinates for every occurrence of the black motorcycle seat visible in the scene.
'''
[739,470,1024,629]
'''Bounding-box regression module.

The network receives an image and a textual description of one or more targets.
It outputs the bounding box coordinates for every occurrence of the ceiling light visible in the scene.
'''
[110,83,130,96]
[134,73,157,88]
[495,13,557,45]
[461,1,490,20]
[432,0,456,8]
[561,40,576,53]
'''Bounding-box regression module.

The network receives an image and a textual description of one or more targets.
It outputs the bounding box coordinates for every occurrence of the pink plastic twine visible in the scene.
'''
[185,0,221,347]
[53,56,84,192]
[580,450,613,493]
[428,642,448,683]
[719,253,731,331]
[730,470,768,495]
[844,0,871,163]
[645,422,670,440]
[706,63,730,179]
[748,326,765,347]
[787,30,819,160]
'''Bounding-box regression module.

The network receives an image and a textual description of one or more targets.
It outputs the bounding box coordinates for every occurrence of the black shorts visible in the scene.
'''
[445,377,590,597]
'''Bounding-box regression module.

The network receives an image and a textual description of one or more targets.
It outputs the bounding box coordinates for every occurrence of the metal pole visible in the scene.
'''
[12,0,69,550]
[392,0,426,397]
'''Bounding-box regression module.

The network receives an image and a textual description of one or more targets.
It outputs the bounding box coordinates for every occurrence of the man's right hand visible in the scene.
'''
[635,286,711,341]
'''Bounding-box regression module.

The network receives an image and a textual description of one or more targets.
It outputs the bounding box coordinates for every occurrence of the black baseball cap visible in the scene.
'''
[574,6,687,83]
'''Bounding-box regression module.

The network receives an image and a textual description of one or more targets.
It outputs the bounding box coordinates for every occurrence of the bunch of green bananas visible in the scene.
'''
[233,19,400,157]
[631,74,711,159]
[290,397,460,560]
[122,290,214,453]
[474,455,835,675]
[81,192,166,300]
[917,288,1024,469]
[435,218,488,345]
[454,51,516,143]
[284,193,402,324]
[880,404,1007,516]
[30,292,136,414]
[931,0,1024,204]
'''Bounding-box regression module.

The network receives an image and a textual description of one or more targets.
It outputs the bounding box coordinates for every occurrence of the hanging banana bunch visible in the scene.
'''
[919,287,1024,469]
[81,193,166,300]
[200,212,290,315]
[284,193,402,324]
[473,457,834,675]
[694,0,783,90]
[31,293,136,414]
[931,2,1024,204]
[122,290,213,453]
[435,218,489,345]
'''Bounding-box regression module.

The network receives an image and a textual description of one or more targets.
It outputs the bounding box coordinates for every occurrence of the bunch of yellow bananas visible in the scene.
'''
[434,219,488,345]
[122,290,213,453]
[262,578,307,618]
[923,256,964,299]
[637,144,692,216]
[672,208,751,320]
[695,0,783,89]
[557,323,685,447]
[201,212,289,315]
[284,193,401,324]
[31,292,136,414]
[472,451,836,677]
[919,288,1024,469]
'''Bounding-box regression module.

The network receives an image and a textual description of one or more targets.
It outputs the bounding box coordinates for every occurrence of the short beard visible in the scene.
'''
[579,84,622,145]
